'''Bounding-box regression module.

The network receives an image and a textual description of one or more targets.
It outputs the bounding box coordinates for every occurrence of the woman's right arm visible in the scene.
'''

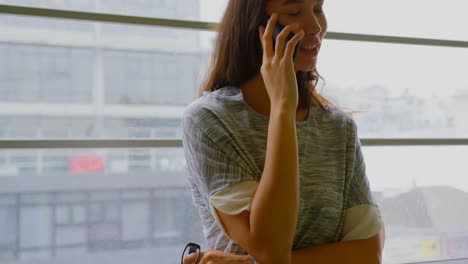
[213,14,304,264]
[215,107,298,264]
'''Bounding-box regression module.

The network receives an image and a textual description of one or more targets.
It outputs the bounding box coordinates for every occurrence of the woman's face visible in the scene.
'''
[265,0,327,72]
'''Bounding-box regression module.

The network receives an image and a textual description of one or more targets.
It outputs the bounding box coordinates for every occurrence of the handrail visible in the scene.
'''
[1,139,468,149]
[1,4,468,48]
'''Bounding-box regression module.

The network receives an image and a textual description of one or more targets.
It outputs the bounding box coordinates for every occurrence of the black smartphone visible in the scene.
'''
[261,15,299,62]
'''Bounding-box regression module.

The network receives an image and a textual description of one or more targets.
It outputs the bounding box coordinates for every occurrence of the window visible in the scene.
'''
[153,189,185,243]
[3,0,198,21]
[0,199,17,261]
[0,1,467,263]
[364,146,468,262]
[0,43,93,103]
[324,0,468,41]
[318,40,468,138]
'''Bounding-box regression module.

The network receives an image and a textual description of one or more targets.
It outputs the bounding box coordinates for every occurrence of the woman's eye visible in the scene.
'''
[314,8,324,14]
[288,11,301,16]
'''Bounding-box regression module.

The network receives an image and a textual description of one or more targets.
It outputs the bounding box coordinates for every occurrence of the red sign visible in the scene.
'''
[68,154,104,173]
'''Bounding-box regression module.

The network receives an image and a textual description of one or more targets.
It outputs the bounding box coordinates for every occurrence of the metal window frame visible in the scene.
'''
[1,4,468,48]
[0,3,467,149]
[0,139,468,149]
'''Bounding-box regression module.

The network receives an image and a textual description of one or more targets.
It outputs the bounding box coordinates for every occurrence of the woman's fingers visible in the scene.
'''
[283,30,304,62]
[274,23,300,59]
[258,14,300,111]
[259,13,278,60]
[259,14,302,62]
[182,252,198,264]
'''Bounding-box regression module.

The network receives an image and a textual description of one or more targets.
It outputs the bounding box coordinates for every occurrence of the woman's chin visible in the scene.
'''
[294,57,317,72]
[294,63,316,72]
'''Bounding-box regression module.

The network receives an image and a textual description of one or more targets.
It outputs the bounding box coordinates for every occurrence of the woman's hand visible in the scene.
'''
[182,249,252,264]
[259,13,304,113]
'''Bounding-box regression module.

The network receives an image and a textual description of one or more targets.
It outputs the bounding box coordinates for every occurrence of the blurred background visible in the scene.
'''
[0,0,467,263]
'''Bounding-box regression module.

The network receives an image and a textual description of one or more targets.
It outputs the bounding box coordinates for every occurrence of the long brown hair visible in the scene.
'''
[200,0,332,111]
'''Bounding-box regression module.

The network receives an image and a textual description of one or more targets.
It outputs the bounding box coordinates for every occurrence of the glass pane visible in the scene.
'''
[0,14,214,139]
[363,146,468,263]
[317,39,468,138]
[4,0,468,41]
[325,0,468,41]
[0,207,16,246]
[2,0,202,21]
[1,147,468,263]
[0,148,204,264]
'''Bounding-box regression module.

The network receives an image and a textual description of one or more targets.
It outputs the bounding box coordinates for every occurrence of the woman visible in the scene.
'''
[182,0,385,263]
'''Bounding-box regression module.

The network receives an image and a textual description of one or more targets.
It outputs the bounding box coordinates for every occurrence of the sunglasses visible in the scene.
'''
[181,242,201,264]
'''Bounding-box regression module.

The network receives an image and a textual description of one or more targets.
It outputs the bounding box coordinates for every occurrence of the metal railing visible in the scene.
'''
[1,4,468,49]
[1,138,468,149]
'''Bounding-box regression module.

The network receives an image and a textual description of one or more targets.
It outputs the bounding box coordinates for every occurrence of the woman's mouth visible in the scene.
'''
[299,45,319,57]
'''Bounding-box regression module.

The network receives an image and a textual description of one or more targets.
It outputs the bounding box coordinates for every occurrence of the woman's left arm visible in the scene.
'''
[291,225,385,264]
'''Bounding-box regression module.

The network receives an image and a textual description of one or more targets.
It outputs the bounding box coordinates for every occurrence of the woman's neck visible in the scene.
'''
[239,73,309,121]
[240,74,270,116]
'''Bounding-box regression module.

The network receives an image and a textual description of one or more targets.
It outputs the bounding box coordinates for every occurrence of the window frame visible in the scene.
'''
[1,3,468,264]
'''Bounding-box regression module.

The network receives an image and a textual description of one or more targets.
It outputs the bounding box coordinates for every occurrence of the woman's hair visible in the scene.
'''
[199,0,333,111]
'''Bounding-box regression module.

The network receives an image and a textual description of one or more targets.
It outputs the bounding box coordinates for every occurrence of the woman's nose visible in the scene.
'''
[302,14,323,36]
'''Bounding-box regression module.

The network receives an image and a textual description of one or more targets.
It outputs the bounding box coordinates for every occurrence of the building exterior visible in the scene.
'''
[0,1,207,263]
[379,186,468,263]
[324,85,466,138]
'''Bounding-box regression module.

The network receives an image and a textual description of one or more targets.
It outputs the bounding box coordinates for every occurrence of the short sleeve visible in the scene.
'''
[341,204,383,241]
[346,121,376,209]
[342,119,383,241]
[210,181,258,215]
[182,115,258,199]
[209,181,258,240]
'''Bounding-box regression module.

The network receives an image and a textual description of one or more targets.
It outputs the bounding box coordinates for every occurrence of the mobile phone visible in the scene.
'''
[261,15,299,62]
